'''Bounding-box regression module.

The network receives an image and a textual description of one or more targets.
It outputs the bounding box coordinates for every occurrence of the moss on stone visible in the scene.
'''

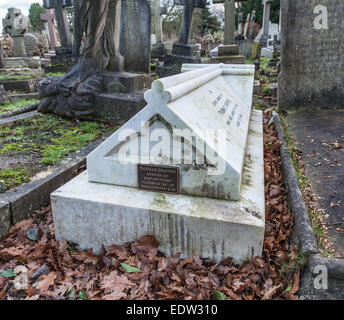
[0,167,31,192]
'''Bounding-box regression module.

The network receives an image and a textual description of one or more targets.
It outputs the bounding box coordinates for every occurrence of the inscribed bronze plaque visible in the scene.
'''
[138,164,179,195]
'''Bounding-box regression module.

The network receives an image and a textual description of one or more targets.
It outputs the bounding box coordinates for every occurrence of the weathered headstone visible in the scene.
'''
[260,0,272,46]
[156,0,207,77]
[2,8,30,57]
[120,0,151,74]
[51,63,265,264]
[40,9,58,50]
[243,13,250,39]
[0,85,8,104]
[211,0,246,64]
[237,12,244,36]
[248,10,256,39]
[278,1,344,110]
[43,0,73,64]
[151,0,167,59]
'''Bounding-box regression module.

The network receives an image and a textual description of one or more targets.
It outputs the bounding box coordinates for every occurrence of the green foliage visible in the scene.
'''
[200,4,221,35]
[0,167,31,190]
[214,290,226,300]
[29,3,46,32]
[120,263,143,273]
[0,99,39,114]
[0,114,117,193]
[240,0,280,26]
[1,269,17,278]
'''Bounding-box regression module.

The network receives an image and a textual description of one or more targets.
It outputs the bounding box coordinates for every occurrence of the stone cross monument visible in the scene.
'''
[243,13,250,39]
[43,0,72,48]
[237,12,243,35]
[213,0,248,44]
[40,9,58,50]
[43,0,73,63]
[152,0,166,44]
[248,10,256,39]
[211,0,247,64]
[156,0,206,77]
[2,8,30,57]
[260,0,272,46]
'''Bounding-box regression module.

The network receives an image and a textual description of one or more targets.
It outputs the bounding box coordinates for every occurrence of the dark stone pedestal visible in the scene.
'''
[156,43,201,78]
[43,63,74,74]
[38,69,146,122]
[94,90,146,124]
[210,44,246,65]
[151,43,166,60]
[50,46,74,65]
[102,72,144,94]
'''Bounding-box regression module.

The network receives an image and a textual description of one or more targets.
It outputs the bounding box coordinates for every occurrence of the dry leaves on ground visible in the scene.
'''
[0,111,301,300]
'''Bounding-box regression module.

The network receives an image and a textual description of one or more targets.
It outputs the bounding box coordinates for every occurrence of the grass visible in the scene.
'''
[0,114,118,192]
[45,72,66,77]
[0,167,31,192]
[0,99,39,114]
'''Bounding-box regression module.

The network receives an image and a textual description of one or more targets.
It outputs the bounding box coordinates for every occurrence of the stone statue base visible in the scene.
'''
[156,43,201,78]
[38,60,146,122]
[50,46,74,65]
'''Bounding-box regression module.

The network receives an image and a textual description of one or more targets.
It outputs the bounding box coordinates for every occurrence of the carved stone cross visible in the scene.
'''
[213,0,248,45]
[174,0,207,44]
[43,0,72,48]
[40,8,58,49]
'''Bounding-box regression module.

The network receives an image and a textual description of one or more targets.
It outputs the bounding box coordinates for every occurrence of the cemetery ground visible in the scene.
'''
[0,109,304,300]
[0,114,117,194]
[0,58,341,300]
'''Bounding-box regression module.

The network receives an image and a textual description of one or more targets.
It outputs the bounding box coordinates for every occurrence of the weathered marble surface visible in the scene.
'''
[87,64,255,201]
[52,109,264,264]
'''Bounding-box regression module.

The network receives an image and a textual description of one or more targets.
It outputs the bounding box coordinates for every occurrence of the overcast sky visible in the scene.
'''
[0,0,43,30]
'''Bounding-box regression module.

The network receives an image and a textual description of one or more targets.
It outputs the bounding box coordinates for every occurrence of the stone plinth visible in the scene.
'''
[156,43,201,78]
[93,91,146,124]
[50,46,74,65]
[211,44,246,64]
[51,109,264,264]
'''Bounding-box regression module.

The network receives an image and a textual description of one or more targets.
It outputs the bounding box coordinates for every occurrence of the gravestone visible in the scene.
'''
[156,0,207,77]
[260,0,272,46]
[120,0,151,74]
[51,63,265,264]
[211,0,246,64]
[278,0,344,110]
[2,8,30,57]
[243,13,250,39]
[248,10,256,39]
[151,0,167,59]
[43,0,74,64]
[0,85,8,104]
[40,9,58,50]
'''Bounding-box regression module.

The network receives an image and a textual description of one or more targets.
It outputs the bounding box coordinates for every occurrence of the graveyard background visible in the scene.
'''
[0,0,343,301]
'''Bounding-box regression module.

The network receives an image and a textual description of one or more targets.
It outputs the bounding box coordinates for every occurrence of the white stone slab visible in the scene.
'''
[51,110,264,264]
[87,64,255,201]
